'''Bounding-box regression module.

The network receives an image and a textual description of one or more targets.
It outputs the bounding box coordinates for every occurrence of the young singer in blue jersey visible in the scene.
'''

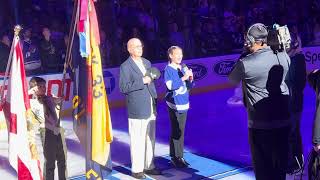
[164,46,194,168]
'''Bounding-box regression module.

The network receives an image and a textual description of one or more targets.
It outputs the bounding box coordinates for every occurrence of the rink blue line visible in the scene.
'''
[69,152,250,180]
[160,152,249,179]
[69,169,155,180]
[208,166,252,179]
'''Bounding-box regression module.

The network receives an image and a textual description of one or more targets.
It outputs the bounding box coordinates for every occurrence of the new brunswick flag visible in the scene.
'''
[3,33,43,180]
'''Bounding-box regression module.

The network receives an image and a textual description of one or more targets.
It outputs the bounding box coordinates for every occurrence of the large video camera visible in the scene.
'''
[267,24,291,53]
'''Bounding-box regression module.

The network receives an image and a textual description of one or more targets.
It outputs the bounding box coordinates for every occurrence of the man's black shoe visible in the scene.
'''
[132,172,146,179]
[144,168,162,175]
[179,158,190,166]
[171,157,187,168]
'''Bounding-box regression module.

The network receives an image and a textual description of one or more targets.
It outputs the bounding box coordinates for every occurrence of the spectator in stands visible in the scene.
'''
[158,0,171,35]
[193,21,203,57]
[22,27,42,75]
[3,0,318,66]
[99,30,112,68]
[110,27,126,66]
[182,25,195,59]
[310,17,320,45]
[0,33,10,48]
[246,5,266,26]
[168,22,185,50]
[197,0,210,17]
[233,16,246,52]
[138,10,157,59]
[222,11,237,53]
[200,21,221,56]
[39,27,62,73]
[0,33,10,73]
[59,34,69,70]
[30,17,42,42]
[50,19,65,41]
[129,27,143,40]
[223,9,236,29]
[207,0,220,18]
[120,0,142,31]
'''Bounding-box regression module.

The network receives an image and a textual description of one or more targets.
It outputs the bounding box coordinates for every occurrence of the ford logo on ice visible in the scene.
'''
[186,63,207,81]
[213,60,236,76]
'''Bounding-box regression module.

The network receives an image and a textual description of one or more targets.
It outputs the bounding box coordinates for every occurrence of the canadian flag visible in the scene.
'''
[3,35,43,180]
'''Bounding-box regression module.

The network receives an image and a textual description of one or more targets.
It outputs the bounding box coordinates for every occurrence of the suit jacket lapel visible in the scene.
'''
[142,58,150,69]
[128,57,144,76]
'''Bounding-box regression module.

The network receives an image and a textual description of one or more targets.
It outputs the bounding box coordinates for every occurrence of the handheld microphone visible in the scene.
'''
[182,64,193,81]
[182,64,188,71]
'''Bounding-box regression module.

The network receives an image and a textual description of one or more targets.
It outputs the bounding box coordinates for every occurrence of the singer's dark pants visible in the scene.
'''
[168,108,187,158]
[40,129,67,180]
[249,126,289,180]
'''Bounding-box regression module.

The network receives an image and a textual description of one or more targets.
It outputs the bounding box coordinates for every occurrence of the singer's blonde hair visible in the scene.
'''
[167,45,183,63]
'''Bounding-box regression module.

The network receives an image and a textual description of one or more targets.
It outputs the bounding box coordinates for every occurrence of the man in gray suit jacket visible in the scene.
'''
[119,38,161,179]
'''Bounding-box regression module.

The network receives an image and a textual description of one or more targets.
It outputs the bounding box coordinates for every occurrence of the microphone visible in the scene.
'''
[182,64,193,81]
[181,63,188,71]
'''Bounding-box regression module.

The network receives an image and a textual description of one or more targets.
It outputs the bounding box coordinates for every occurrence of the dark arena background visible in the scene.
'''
[0,0,320,179]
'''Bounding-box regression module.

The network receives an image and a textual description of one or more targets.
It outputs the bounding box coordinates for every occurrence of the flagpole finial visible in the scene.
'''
[14,25,23,36]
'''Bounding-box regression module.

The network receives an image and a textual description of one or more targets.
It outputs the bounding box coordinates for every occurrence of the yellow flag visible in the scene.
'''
[89,31,113,165]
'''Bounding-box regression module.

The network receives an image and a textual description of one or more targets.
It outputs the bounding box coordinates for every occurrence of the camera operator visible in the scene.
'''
[229,23,291,180]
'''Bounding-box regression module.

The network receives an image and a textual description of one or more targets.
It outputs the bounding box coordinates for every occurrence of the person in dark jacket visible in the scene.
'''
[119,38,161,179]
[22,28,42,75]
[285,24,307,173]
[307,70,320,153]
[39,27,61,73]
[307,69,320,180]
[0,33,10,73]
[28,77,67,180]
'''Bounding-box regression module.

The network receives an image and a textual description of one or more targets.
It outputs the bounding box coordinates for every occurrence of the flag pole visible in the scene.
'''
[0,25,22,101]
[58,0,79,125]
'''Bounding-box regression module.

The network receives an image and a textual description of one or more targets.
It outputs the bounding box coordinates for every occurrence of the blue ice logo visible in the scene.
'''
[103,70,115,94]
[213,60,236,76]
[186,63,207,81]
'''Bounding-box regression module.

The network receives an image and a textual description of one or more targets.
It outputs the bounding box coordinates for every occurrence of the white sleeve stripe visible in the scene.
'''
[166,101,189,111]
[166,80,173,90]
[175,86,187,95]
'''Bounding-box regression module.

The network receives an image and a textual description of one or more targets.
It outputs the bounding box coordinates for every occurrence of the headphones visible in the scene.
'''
[245,23,268,47]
